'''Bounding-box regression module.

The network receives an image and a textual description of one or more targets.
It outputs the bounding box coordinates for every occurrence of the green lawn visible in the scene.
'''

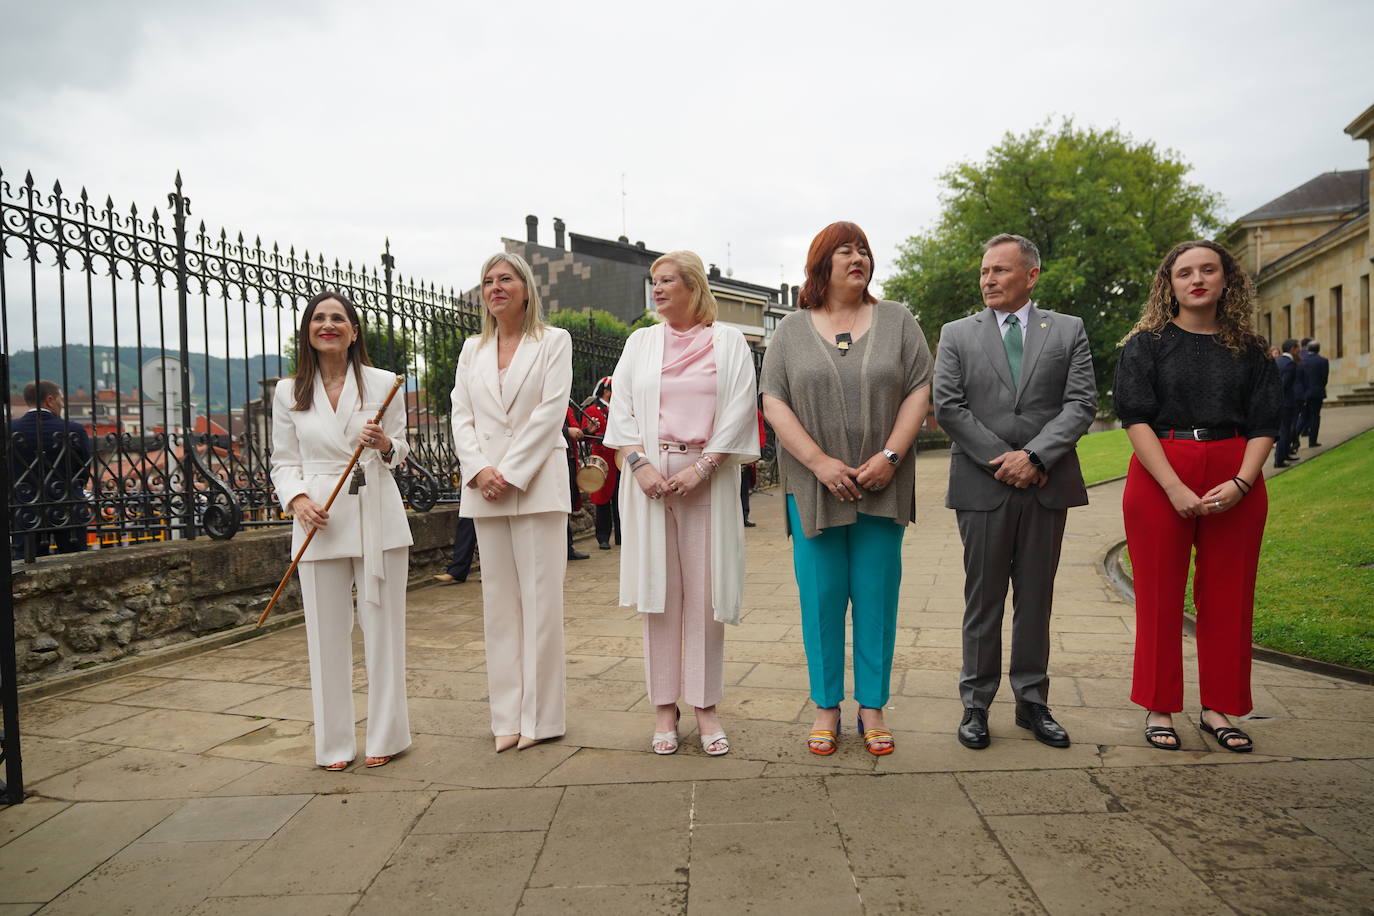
[1078,427,1133,484]
[1121,430,1374,672]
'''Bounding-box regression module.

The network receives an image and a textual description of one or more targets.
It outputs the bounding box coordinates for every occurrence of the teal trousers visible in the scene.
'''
[786,494,904,709]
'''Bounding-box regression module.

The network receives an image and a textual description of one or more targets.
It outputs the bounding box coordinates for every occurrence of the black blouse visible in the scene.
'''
[1113,323,1280,438]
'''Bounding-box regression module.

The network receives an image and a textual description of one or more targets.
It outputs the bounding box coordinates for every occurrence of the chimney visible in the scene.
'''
[790,286,799,307]
[525,215,538,244]
[618,235,629,243]
[635,241,646,249]
[553,218,566,250]
[708,263,721,279]
[779,282,788,303]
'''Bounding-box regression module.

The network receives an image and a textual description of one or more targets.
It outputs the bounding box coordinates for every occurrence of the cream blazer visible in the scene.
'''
[270,366,414,600]
[604,323,759,624]
[450,327,573,519]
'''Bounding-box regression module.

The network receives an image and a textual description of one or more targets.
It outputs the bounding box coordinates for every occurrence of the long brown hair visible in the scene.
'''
[798,221,879,310]
[291,290,372,411]
[1123,240,1262,355]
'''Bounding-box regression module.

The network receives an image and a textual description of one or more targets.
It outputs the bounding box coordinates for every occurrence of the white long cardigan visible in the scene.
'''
[604,323,759,624]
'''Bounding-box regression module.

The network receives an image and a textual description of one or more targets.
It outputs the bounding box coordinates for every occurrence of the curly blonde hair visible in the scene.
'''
[1123,240,1262,355]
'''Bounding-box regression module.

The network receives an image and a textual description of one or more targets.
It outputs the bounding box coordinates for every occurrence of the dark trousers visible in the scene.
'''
[1275,406,1298,465]
[11,526,86,560]
[447,514,477,580]
[594,489,621,545]
[739,470,751,522]
[1300,398,1323,446]
[955,489,1066,710]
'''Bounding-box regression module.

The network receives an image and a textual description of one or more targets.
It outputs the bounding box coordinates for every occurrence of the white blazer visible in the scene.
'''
[270,366,414,599]
[604,323,759,624]
[450,327,573,519]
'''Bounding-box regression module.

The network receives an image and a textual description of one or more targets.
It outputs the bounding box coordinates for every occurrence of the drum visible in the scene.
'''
[576,454,609,494]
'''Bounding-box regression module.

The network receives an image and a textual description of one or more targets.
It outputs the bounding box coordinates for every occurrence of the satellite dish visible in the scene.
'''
[141,356,192,402]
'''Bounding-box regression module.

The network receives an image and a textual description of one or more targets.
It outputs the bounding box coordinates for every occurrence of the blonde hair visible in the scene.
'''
[478,251,546,343]
[651,250,718,325]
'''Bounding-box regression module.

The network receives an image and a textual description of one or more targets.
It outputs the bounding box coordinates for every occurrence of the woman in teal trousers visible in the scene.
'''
[760,221,932,756]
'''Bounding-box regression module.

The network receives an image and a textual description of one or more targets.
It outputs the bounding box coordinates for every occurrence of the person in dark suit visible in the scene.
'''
[433,510,477,584]
[1298,340,1329,447]
[933,234,1097,751]
[10,379,93,558]
[1273,339,1301,468]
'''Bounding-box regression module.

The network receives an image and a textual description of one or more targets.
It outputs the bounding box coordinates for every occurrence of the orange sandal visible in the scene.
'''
[858,711,894,756]
[807,729,838,756]
[322,761,350,771]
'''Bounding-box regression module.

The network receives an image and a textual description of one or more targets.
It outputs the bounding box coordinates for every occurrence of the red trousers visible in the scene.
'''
[1123,437,1267,716]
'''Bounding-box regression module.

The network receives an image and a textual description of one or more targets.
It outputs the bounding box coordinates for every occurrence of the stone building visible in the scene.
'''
[499,216,796,346]
[1223,101,1374,402]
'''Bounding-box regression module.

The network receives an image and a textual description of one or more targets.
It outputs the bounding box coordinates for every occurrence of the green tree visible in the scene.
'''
[547,309,631,402]
[883,120,1222,408]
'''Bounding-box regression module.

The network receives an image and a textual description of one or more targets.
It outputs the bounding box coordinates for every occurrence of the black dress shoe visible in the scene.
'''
[598,540,612,550]
[743,519,757,528]
[958,707,990,749]
[1015,702,1070,747]
[568,548,589,560]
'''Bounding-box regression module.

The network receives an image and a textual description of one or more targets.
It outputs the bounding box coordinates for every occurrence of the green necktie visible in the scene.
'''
[1004,314,1023,386]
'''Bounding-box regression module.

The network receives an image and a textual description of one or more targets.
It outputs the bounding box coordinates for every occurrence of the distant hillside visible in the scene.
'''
[6,346,287,412]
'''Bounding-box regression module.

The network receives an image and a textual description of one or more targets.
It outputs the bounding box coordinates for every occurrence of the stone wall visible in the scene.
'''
[12,507,469,686]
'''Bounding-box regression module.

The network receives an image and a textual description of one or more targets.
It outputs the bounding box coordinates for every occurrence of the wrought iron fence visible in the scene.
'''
[2,169,633,562]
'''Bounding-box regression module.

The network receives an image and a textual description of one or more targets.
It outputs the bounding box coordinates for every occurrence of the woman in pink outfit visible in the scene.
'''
[604,251,759,756]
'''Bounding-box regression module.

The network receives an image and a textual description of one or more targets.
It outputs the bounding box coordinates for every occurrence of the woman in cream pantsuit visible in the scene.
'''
[451,252,573,752]
[605,250,759,756]
[271,290,413,771]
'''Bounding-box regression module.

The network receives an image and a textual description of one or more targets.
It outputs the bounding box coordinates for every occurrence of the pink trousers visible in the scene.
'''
[642,446,725,709]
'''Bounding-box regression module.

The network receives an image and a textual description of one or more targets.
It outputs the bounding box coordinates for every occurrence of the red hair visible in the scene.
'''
[798,221,878,310]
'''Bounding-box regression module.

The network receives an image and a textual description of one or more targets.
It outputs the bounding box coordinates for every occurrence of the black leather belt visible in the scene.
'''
[1154,427,1240,441]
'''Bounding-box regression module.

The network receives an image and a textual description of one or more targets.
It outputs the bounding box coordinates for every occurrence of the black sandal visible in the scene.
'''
[1144,713,1180,751]
[1199,707,1253,753]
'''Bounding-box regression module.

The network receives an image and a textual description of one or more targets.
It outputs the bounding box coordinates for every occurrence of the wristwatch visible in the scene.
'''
[626,450,647,471]
[1022,448,1044,469]
[882,449,900,466]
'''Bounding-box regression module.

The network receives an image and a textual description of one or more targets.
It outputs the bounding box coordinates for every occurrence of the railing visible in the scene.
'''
[2,169,639,561]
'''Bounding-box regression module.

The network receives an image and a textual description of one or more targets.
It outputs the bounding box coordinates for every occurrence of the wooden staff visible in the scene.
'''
[257,373,405,627]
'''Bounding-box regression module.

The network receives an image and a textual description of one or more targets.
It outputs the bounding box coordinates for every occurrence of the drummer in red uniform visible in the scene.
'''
[580,377,621,550]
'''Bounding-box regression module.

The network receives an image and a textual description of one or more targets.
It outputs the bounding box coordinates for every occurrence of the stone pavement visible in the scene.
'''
[4,407,1374,915]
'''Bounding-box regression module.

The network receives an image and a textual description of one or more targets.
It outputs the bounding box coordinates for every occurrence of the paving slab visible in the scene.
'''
[212,792,434,896]
[1286,803,1374,868]
[112,678,285,713]
[58,675,173,703]
[411,786,563,834]
[31,747,262,801]
[957,769,1114,816]
[0,799,180,903]
[189,895,359,916]
[139,794,313,843]
[16,698,143,739]
[516,885,686,915]
[77,707,269,754]
[988,812,1225,914]
[369,733,577,789]
[856,874,1047,915]
[1200,866,1374,915]
[144,656,293,683]
[530,782,691,887]
[11,735,121,784]
[0,798,69,847]
[39,840,259,916]
[353,832,542,915]
[690,820,862,915]
[536,747,766,786]
[207,761,431,797]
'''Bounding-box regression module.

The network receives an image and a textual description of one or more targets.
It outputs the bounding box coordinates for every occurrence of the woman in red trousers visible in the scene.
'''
[1114,240,1280,753]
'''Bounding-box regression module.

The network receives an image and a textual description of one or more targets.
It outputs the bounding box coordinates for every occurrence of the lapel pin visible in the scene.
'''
[1040,322,1047,328]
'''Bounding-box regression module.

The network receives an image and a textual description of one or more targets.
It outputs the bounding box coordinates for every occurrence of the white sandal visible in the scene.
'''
[652,707,681,755]
[700,732,730,756]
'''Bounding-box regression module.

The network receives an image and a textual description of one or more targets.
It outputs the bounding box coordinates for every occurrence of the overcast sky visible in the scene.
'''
[3,0,1371,307]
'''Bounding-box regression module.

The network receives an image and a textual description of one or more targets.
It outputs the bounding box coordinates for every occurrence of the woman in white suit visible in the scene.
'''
[271,290,413,770]
[451,252,573,752]
[605,251,759,756]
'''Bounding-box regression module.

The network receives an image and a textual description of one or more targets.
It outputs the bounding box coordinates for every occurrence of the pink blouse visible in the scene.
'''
[658,323,717,444]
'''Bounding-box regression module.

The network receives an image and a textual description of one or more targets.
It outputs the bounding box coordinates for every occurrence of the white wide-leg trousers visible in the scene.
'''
[474,512,567,739]
[297,547,412,766]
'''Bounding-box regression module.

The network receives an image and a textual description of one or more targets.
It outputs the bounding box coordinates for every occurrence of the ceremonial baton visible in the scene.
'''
[257,373,405,627]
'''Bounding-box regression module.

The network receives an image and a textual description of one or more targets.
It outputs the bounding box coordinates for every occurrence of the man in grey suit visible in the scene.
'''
[933,234,1097,750]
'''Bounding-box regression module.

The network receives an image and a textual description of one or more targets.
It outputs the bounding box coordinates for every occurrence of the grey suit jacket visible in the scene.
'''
[934,304,1097,511]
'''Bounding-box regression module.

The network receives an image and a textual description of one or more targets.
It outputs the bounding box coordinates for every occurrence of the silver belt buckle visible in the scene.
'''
[1193,428,1208,441]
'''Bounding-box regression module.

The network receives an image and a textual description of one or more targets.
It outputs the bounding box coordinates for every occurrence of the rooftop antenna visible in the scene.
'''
[620,172,627,237]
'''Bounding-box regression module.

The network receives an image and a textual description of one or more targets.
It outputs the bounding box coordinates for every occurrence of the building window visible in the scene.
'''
[1282,304,1292,339]
[1362,274,1370,355]
[1263,311,1272,346]
[1332,285,1344,358]
[1304,296,1315,338]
